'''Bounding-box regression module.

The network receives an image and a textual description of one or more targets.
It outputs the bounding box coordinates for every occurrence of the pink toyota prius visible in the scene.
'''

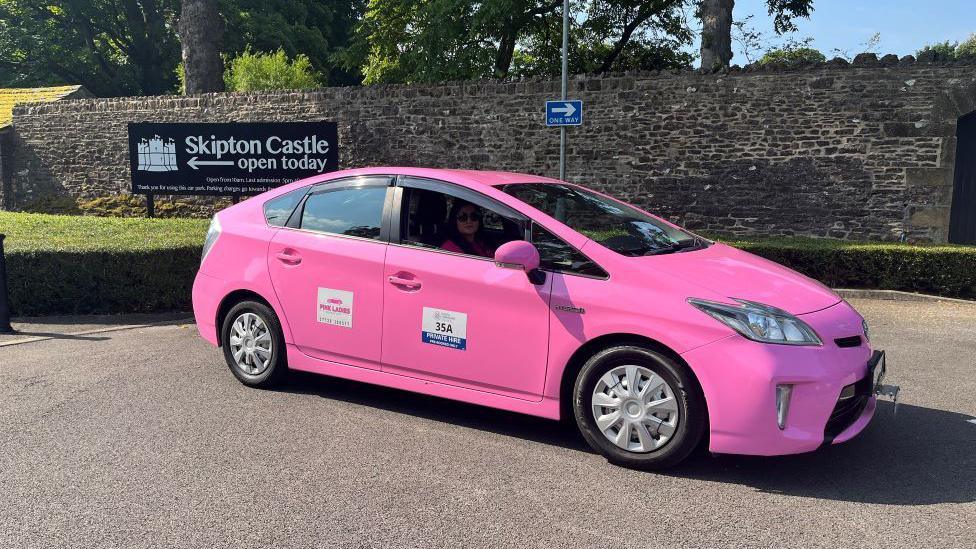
[192,167,898,469]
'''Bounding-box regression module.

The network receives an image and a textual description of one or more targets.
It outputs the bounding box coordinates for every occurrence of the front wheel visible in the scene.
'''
[221,300,288,388]
[573,345,706,470]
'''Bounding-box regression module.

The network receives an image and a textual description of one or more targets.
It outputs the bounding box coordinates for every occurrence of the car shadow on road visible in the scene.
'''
[670,401,976,506]
[278,373,975,506]
[277,370,591,451]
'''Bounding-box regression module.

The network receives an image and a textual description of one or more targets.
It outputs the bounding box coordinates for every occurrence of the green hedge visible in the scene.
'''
[725,237,976,300]
[1,212,207,316]
[5,247,203,316]
[1,212,974,316]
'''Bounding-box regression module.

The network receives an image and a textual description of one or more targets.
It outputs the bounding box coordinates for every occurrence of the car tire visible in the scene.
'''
[221,300,288,388]
[573,345,705,470]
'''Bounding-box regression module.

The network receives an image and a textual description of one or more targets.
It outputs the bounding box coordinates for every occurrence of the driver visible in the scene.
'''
[441,199,495,258]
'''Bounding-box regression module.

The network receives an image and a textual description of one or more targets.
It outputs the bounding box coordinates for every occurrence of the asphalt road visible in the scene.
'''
[1,298,974,548]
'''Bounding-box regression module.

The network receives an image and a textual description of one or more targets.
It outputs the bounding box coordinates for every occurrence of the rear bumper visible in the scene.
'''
[191,271,224,347]
[681,301,877,456]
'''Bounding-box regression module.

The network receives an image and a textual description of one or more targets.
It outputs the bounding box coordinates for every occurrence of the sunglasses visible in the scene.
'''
[456,211,482,222]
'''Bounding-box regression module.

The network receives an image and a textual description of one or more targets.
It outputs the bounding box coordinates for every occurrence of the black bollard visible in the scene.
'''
[0,234,13,333]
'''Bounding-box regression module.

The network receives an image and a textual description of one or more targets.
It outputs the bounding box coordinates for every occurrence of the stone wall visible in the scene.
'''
[0,129,11,210]
[9,56,976,241]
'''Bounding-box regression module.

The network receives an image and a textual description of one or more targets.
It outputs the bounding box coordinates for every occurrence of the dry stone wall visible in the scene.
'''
[9,57,976,242]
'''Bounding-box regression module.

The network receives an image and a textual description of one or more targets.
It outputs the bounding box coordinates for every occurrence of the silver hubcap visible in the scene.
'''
[591,365,680,453]
[229,313,273,375]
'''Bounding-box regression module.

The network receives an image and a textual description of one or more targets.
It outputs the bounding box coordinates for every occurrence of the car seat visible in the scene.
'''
[413,190,448,247]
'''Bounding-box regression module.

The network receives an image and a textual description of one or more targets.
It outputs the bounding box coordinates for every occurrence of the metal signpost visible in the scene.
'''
[127,121,339,217]
[546,0,582,181]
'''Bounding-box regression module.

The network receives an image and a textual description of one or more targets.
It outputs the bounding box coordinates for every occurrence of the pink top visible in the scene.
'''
[441,239,494,258]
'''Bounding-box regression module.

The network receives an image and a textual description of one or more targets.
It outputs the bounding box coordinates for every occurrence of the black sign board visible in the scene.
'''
[127,121,339,196]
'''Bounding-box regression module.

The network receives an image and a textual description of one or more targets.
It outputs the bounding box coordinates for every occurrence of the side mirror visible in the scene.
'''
[494,240,541,272]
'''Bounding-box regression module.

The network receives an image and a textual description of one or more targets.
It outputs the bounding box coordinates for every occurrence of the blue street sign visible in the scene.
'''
[545,100,583,126]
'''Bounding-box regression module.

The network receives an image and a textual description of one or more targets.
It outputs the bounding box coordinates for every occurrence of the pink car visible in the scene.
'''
[192,167,897,469]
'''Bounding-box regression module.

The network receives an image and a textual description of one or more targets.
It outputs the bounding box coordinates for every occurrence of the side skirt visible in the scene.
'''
[285,345,562,420]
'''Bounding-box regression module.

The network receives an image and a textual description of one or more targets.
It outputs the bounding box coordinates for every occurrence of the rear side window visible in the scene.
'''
[300,186,387,240]
[264,187,307,226]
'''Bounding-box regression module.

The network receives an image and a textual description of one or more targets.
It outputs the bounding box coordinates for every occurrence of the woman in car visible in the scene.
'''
[441,199,495,258]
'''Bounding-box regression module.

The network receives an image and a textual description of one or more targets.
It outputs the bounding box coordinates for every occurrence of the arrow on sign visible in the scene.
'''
[187,156,235,170]
[550,103,577,117]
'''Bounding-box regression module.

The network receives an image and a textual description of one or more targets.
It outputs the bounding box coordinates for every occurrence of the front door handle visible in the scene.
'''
[276,250,302,265]
[388,275,421,290]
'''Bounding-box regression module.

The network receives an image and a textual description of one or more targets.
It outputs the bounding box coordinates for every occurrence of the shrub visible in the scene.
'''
[724,237,976,300]
[224,48,321,92]
[916,34,976,61]
[0,212,207,316]
[758,47,827,66]
[957,34,976,58]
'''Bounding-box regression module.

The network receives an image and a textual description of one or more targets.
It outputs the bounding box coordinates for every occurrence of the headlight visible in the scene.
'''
[862,318,870,342]
[688,298,822,346]
[201,215,221,264]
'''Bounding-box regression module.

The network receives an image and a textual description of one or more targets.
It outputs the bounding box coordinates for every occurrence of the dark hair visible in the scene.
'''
[445,199,488,255]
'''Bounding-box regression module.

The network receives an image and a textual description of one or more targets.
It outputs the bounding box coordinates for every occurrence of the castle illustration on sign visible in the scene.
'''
[136,135,178,172]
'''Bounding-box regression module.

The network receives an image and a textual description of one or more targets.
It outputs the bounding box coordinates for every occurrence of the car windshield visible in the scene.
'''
[499,183,706,257]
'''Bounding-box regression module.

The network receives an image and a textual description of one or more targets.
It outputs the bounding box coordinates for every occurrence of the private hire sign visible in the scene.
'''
[127,121,339,197]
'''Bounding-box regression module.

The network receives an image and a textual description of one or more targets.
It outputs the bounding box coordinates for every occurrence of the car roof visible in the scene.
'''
[302,167,564,192]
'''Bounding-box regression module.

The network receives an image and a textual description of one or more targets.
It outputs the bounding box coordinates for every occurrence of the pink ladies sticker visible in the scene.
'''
[316,288,354,328]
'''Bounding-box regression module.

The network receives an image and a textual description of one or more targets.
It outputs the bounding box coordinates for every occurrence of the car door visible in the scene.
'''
[380,177,553,400]
[268,176,394,370]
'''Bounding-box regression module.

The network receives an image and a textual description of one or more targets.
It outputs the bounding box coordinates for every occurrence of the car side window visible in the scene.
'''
[532,222,608,278]
[300,186,387,240]
[399,186,525,259]
[264,187,308,226]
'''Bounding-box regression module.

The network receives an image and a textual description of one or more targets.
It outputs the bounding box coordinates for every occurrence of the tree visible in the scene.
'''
[0,0,181,96]
[342,0,693,84]
[698,0,813,70]
[180,0,225,93]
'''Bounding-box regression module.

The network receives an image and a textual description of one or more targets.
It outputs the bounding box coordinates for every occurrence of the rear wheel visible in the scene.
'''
[573,345,705,470]
[221,301,287,388]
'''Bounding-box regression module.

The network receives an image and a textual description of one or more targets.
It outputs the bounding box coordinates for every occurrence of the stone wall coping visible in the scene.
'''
[11,53,976,116]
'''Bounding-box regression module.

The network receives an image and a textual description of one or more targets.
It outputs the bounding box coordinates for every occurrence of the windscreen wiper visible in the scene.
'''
[643,237,703,256]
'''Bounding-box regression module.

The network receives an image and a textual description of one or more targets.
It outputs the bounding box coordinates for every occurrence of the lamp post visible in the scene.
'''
[559,0,569,181]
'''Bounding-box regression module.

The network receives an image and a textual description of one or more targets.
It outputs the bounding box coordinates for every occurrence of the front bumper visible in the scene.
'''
[681,301,883,456]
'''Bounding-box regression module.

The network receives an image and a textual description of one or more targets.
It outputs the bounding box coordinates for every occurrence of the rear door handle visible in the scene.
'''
[276,250,302,265]
[388,275,421,290]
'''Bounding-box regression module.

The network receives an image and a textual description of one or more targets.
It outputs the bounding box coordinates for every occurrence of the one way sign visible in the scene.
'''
[545,100,583,126]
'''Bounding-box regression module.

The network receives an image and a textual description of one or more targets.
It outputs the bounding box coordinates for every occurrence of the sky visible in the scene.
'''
[727,0,975,65]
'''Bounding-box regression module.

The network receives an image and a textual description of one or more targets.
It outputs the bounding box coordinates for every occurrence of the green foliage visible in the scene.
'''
[916,41,959,62]
[916,34,976,61]
[758,46,826,65]
[0,0,181,96]
[343,0,694,84]
[958,34,976,58]
[224,48,322,91]
[220,0,364,86]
